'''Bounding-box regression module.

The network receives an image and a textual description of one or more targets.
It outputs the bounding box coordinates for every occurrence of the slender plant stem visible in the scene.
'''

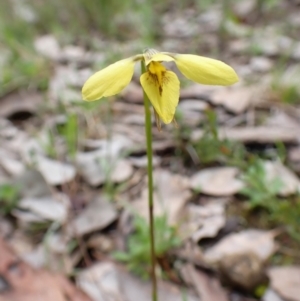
[141,61,157,301]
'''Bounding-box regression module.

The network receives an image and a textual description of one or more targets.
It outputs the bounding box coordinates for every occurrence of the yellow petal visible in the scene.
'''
[140,70,180,124]
[174,54,239,86]
[145,53,175,65]
[82,57,137,101]
[143,48,174,65]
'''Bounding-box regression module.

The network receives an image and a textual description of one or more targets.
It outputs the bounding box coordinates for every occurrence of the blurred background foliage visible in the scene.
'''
[1,0,300,287]
[2,0,298,99]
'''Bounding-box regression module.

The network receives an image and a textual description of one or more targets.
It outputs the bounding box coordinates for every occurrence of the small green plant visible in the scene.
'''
[241,159,300,241]
[241,159,282,210]
[114,214,181,278]
[41,112,79,160]
[194,110,246,166]
[272,85,300,105]
[41,129,57,159]
[272,197,300,241]
[0,184,19,214]
[59,112,79,159]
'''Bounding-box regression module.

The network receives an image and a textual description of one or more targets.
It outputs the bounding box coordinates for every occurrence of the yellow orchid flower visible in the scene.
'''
[82,48,238,129]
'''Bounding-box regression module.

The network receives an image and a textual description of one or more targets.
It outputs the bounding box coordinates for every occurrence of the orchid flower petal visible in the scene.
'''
[140,70,180,124]
[174,54,239,86]
[82,56,137,101]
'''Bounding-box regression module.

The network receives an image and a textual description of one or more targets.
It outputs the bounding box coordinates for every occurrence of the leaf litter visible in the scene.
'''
[1,1,300,300]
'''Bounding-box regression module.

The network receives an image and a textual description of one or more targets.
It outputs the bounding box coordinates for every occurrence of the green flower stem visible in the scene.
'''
[141,60,157,301]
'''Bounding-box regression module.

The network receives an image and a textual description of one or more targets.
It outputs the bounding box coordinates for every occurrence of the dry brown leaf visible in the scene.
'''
[180,264,229,301]
[265,111,300,130]
[121,114,145,125]
[177,100,208,126]
[292,42,300,60]
[34,35,60,60]
[60,45,85,62]
[263,161,300,196]
[0,120,29,154]
[204,229,277,265]
[121,82,143,103]
[182,202,226,241]
[289,147,300,172]
[113,102,144,115]
[211,85,267,114]
[76,135,133,186]
[219,252,265,290]
[35,156,76,186]
[0,91,43,118]
[112,123,146,147]
[172,240,207,267]
[71,196,117,236]
[0,167,9,184]
[0,218,13,238]
[0,149,24,176]
[25,230,80,272]
[233,0,256,19]
[181,83,267,114]
[59,47,104,65]
[250,56,273,72]
[190,167,243,196]
[280,65,300,94]
[180,84,216,99]
[289,147,300,162]
[7,231,34,258]
[49,66,92,103]
[0,237,91,301]
[131,169,191,225]
[16,194,70,223]
[77,156,133,186]
[15,170,52,198]
[77,262,199,301]
[12,210,45,224]
[192,126,300,143]
[87,234,115,254]
[204,230,276,290]
[178,99,209,112]
[77,262,123,301]
[199,8,222,31]
[268,266,300,301]
[163,13,199,38]
[110,159,134,183]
